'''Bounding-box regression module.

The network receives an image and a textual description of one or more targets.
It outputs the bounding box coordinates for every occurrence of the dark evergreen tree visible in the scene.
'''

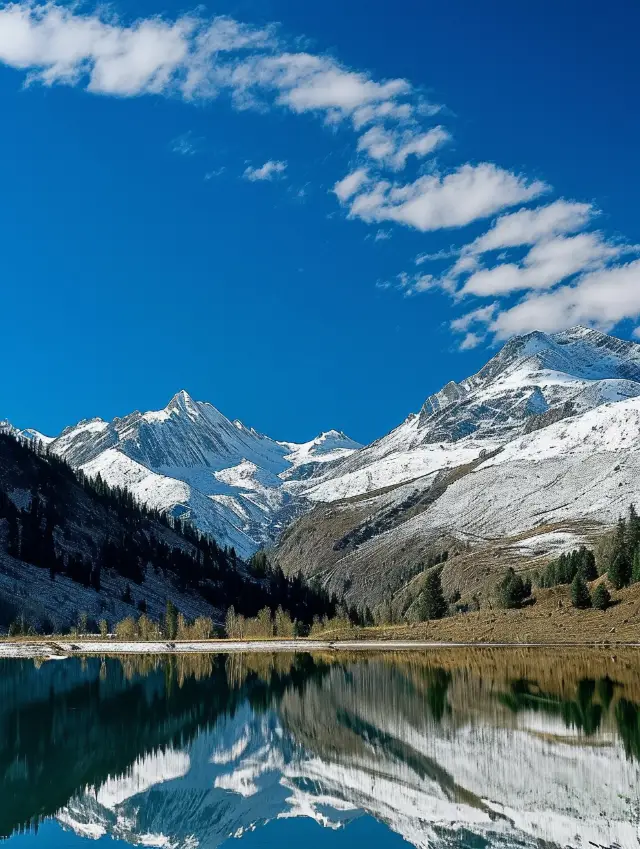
[627,503,640,554]
[609,552,631,590]
[497,568,532,609]
[419,569,447,620]
[609,517,631,589]
[578,547,597,581]
[164,599,178,639]
[592,583,611,610]
[571,573,591,609]
[249,550,269,577]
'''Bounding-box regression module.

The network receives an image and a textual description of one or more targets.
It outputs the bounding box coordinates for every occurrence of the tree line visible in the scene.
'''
[0,432,359,635]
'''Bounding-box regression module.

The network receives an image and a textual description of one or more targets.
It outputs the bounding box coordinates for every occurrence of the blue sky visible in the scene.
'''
[1,0,640,444]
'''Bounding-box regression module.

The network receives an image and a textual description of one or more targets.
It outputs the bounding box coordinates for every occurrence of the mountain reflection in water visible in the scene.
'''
[0,650,639,849]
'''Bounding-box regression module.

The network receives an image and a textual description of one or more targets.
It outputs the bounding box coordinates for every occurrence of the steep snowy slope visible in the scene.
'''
[13,326,640,580]
[303,326,640,502]
[46,391,360,557]
[57,661,640,849]
[274,327,640,605]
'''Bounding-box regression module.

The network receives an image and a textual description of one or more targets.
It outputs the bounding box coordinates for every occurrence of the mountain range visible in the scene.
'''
[8,324,640,610]
[26,392,361,558]
[27,655,639,849]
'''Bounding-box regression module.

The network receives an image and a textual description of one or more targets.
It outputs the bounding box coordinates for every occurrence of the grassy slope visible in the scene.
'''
[6,579,639,647]
[314,580,640,645]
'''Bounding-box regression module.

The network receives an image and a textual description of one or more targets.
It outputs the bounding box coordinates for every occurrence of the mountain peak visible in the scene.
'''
[165,390,199,416]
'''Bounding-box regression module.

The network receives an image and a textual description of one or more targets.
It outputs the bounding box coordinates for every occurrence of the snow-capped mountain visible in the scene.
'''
[273,326,640,606]
[14,325,640,579]
[43,391,360,557]
[303,325,640,502]
[56,661,640,849]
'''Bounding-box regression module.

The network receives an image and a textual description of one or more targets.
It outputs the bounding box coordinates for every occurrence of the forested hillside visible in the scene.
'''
[0,432,341,634]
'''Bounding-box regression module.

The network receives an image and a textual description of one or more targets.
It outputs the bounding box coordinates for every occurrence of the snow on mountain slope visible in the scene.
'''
[325,394,640,600]
[58,666,640,849]
[14,326,640,563]
[303,326,640,503]
[45,391,360,556]
[411,395,640,540]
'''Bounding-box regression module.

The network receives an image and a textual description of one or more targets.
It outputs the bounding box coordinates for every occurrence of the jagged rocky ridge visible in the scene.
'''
[10,325,640,607]
[0,434,338,631]
[10,654,638,849]
[273,326,640,606]
[40,392,360,558]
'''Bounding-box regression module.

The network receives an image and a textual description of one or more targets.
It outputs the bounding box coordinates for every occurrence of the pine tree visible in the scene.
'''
[164,599,178,639]
[419,569,447,620]
[592,583,611,610]
[571,573,591,609]
[627,503,640,553]
[497,568,531,609]
[579,548,597,581]
[609,552,631,590]
[631,545,640,584]
[608,517,630,586]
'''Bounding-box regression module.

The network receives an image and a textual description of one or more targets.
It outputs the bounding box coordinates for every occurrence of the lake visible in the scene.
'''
[1,649,639,848]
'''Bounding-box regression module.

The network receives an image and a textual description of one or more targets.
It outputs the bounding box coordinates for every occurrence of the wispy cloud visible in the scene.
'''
[392,194,640,346]
[171,131,200,155]
[3,1,640,347]
[345,164,548,232]
[204,166,226,179]
[488,260,640,339]
[333,168,369,202]
[357,125,450,171]
[461,232,634,297]
[243,160,287,181]
[469,199,594,253]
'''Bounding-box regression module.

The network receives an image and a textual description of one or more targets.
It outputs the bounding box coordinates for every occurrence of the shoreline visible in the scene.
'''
[0,638,638,658]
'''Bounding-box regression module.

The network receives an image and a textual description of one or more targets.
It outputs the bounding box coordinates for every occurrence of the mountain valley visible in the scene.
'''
[4,325,640,620]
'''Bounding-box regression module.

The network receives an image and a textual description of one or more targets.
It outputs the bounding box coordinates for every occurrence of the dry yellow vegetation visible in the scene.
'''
[313,580,640,645]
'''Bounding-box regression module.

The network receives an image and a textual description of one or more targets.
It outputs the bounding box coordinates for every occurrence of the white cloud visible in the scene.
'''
[461,232,631,297]
[204,166,226,179]
[488,259,640,339]
[0,3,414,131]
[243,160,287,181]
[450,303,497,332]
[391,127,450,170]
[471,199,594,254]
[633,327,640,340]
[333,168,369,201]
[0,4,273,97]
[403,195,639,348]
[228,52,411,121]
[283,64,408,114]
[357,125,450,171]
[458,332,484,350]
[352,100,414,130]
[171,132,199,155]
[374,229,392,241]
[348,163,548,231]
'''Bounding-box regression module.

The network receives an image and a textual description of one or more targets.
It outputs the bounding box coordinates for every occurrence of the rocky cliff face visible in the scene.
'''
[13,326,640,606]
[273,327,640,608]
[44,392,360,558]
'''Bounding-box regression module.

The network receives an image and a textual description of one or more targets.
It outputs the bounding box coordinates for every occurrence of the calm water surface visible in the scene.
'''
[1,650,640,848]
